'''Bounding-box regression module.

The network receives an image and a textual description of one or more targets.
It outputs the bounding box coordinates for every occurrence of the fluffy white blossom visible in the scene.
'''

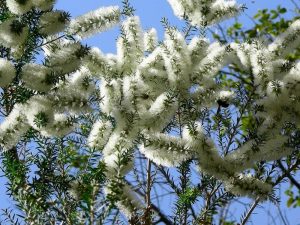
[0,58,16,87]
[268,20,300,57]
[188,37,210,64]
[225,135,290,172]
[162,30,191,88]
[100,79,122,116]
[167,0,241,26]
[53,67,94,113]
[25,95,54,131]
[32,0,56,11]
[0,104,29,150]
[39,11,69,35]
[46,41,87,74]
[103,151,133,175]
[144,28,158,52]
[139,132,191,167]
[6,0,33,15]
[224,173,272,198]
[0,18,28,48]
[68,6,120,39]
[104,183,144,218]
[87,120,113,149]
[230,42,251,70]
[39,113,74,137]
[250,42,273,85]
[117,16,144,74]
[143,92,178,131]
[102,130,134,157]
[208,0,241,25]
[83,47,117,78]
[192,42,227,83]
[21,63,54,92]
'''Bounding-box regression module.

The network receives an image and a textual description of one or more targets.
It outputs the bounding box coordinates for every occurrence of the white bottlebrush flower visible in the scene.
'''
[224,173,272,198]
[0,18,28,48]
[46,42,88,74]
[268,20,300,57]
[182,122,205,148]
[283,62,300,94]
[225,135,290,172]
[192,42,227,82]
[104,183,144,218]
[143,92,178,131]
[117,16,144,74]
[25,96,54,130]
[266,80,285,98]
[122,76,138,112]
[144,28,158,52]
[99,79,123,116]
[0,58,16,87]
[102,130,134,156]
[103,151,133,176]
[0,104,29,151]
[6,0,33,15]
[68,6,120,39]
[32,0,56,11]
[208,0,241,25]
[230,42,251,71]
[167,0,240,27]
[21,63,54,92]
[188,37,210,64]
[138,48,168,93]
[40,113,74,137]
[250,47,273,85]
[53,67,94,113]
[162,30,191,88]
[67,66,94,96]
[139,132,191,167]
[87,120,113,149]
[83,47,116,78]
[39,10,70,35]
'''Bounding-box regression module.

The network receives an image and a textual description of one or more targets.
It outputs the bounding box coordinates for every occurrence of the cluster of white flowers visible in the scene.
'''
[2,0,300,219]
[0,58,16,87]
[0,66,94,149]
[6,0,55,15]
[87,120,113,149]
[104,183,144,218]
[117,16,144,74]
[39,10,69,35]
[0,18,28,49]
[21,63,54,92]
[144,28,158,52]
[167,0,242,26]
[0,104,29,150]
[67,6,120,39]
[140,131,191,167]
[45,41,87,74]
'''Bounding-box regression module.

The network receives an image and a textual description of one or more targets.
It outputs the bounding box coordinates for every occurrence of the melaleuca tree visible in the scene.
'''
[0,0,300,224]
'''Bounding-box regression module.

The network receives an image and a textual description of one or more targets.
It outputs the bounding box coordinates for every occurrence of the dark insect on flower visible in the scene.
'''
[217,99,229,108]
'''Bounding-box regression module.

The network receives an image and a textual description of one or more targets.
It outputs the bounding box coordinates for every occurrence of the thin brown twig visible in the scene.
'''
[240,197,260,225]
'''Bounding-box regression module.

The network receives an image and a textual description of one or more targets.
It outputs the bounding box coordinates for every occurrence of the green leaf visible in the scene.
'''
[287,198,295,207]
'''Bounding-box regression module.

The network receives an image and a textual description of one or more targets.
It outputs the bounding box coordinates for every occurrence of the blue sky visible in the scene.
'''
[1,0,300,224]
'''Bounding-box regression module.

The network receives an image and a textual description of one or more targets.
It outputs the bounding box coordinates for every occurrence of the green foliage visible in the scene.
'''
[285,188,300,208]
